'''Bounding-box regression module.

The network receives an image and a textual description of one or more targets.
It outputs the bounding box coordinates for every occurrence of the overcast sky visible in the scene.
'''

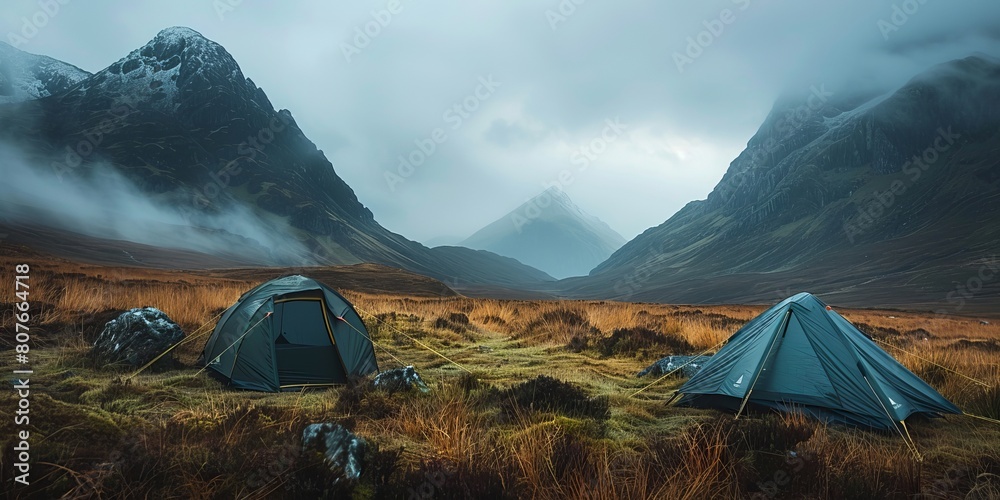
[5,1,999,243]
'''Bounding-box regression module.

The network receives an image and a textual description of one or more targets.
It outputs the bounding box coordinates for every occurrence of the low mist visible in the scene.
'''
[0,143,313,265]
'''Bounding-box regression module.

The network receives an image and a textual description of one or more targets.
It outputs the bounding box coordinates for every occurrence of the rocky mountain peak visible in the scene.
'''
[78,26,261,118]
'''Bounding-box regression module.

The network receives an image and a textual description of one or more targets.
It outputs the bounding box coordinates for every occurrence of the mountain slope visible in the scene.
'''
[567,55,1000,312]
[461,188,625,279]
[0,27,553,289]
[0,42,90,104]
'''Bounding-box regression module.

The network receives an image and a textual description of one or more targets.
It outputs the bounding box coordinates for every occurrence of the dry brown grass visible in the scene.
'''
[1,252,998,498]
[55,278,248,328]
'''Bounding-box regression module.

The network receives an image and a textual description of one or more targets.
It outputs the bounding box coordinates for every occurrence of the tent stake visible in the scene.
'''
[664,391,681,406]
[735,389,754,420]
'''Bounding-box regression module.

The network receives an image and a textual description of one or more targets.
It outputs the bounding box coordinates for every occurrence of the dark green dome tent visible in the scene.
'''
[676,293,960,431]
[201,275,378,391]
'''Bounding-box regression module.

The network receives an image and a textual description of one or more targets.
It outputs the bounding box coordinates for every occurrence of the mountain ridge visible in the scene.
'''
[0,27,555,291]
[568,54,1000,313]
[0,41,90,104]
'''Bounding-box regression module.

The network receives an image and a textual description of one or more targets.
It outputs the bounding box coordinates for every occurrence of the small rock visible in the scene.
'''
[301,423,367,482]
[638,355,712,378]
[92,307,184,369]
[373,366,430,393]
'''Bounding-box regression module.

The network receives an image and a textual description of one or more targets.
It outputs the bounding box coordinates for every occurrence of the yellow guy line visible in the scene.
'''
[354,306,475,375]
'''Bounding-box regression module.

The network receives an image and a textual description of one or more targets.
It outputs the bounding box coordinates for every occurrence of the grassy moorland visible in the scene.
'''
[0,249,998,499]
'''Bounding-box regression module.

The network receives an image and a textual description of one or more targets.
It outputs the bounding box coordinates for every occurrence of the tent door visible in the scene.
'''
[272,298,348,387]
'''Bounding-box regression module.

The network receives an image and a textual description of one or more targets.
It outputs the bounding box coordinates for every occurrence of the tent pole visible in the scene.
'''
[861,371,922,462]
[899,420,923,462]
[734,389,754,419]
[736,309,791,420]
[194,312,271,378]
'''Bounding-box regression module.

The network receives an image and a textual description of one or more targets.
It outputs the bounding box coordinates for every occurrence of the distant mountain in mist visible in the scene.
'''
[461,188,626,279]
[0,28,554,291]
[563,54,1000,313]
[423,235,464,248]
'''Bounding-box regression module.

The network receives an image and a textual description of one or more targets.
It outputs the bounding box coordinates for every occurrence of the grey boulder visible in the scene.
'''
[374,365,430,393]
[92,307,184,369]
[301,423,367,481]
[638,355,712,378]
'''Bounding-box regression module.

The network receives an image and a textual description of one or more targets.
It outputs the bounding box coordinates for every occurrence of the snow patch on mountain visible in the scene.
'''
[80,27,243,113]
[0,42,90,104]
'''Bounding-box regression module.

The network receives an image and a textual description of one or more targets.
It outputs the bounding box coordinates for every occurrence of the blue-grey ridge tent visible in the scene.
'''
[676,293,961,431]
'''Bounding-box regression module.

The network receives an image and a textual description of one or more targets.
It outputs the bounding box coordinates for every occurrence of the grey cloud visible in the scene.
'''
[483,119,548,147]
[6,0,1000,243]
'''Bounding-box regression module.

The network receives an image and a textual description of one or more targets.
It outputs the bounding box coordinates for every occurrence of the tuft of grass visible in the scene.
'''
[596,326,695,358]
[500,375,611,422]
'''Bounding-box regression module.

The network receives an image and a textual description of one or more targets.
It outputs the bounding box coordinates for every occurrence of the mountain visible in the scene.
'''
[460,188,626,279]
[0,43,89,104]
[423,235,463,248]
[566,55,1000,313]
[0,28,554,291]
